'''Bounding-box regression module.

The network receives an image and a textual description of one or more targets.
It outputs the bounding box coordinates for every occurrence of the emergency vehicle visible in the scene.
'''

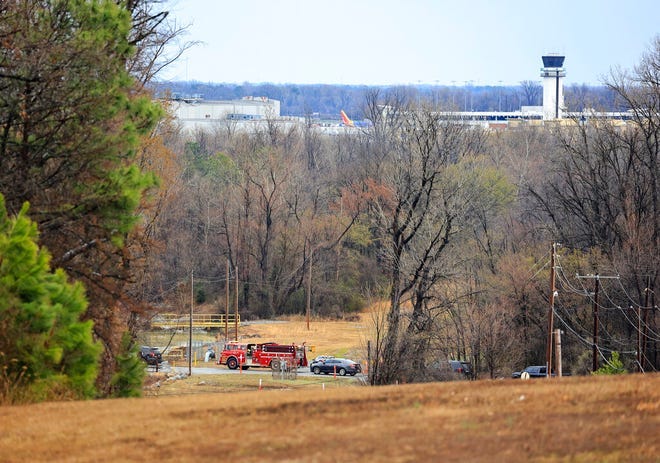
[217,341,308,370]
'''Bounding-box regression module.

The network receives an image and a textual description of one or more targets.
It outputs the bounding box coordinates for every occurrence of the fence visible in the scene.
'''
[151,313,240,330]
[162,341,218,365]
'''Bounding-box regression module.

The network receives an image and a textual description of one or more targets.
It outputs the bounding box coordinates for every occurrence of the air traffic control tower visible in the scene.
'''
[541,55,565,120]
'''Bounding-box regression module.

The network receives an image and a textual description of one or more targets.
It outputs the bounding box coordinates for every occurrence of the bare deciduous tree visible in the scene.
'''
[357,99,515,384]
[526,37,660,371]
[519,80,542,106]
[124,0,198,86]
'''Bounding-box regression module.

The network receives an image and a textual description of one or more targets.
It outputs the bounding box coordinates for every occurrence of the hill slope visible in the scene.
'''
[0,374,657,462]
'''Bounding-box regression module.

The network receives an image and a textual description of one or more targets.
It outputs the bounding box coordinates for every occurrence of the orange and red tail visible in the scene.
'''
[340,110,355,127]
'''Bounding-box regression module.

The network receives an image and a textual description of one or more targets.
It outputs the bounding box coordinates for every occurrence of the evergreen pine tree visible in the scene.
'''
[0,195,101,403]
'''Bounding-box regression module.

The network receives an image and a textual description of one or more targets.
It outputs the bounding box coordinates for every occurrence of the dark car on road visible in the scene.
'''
[139,346,163,365]
[311,358,361,376]
[308,355,334,371]
[512,365,549,378]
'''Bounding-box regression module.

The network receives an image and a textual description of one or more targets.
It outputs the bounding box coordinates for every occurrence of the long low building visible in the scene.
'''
[167,93,633,135]
[170,95,282,131]
[168,95,365,134]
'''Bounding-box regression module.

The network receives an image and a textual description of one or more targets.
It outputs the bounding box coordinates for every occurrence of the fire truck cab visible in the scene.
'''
[218,341,308,370]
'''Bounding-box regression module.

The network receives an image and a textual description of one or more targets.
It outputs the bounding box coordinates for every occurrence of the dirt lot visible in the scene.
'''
[0,373,658,462]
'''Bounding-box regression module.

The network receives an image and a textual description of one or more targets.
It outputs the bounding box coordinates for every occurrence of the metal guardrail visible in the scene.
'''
[151,313,241,329]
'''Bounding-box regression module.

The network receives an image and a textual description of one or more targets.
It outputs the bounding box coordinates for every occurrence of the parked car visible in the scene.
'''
[311,358,361,376]
[139,346,163,365]
[449,360,473,379]
[308,355,334,371]
[512,365,549,379]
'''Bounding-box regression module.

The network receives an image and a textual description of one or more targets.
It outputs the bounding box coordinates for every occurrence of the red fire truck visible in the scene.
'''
[217,341,308,370]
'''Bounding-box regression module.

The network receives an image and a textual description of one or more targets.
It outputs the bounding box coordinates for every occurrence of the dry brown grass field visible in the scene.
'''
[0,374,657,462]
[1,313,658,462]
[241,314,370,359]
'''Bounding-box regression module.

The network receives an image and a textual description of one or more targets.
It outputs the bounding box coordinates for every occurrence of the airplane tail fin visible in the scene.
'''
[340,110,355,127]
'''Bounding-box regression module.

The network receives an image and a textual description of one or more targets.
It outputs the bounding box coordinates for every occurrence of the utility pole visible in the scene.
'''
[235,265,239,341]
[306,248,312,331]
[189,269,193,376]
[555,329,562,377]
[641,285,651,371]
[576,273,619,372]
[336,196,342,282]
[636,302,642,372]
[225,258,229,341]
[367,340,371,378]
[545,243,557,379]
[593,274,600,372]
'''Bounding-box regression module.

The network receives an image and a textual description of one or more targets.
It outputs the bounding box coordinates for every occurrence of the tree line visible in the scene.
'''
[0,0,657,401]
[147,60,659,384]
[155,80,621,118]
[0,0,187,401]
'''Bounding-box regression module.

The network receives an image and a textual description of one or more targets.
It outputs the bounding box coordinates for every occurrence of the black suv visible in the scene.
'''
[449,360,473,379]
[512,365,549,378]
[139,346,163,365]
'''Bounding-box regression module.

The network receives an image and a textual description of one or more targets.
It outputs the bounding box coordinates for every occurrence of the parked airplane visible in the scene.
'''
[340,110,371,128]
[340,110,355,127]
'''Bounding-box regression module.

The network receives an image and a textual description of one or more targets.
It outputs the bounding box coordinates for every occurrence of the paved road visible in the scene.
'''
[152,362,312,376]
[151,362,362,379]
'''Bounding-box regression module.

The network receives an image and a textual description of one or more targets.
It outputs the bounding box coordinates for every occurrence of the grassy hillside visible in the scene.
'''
[2,314,656,462]
[0,374,657,462]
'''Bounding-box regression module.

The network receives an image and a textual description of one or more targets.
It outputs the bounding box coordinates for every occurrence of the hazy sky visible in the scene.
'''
[161,0,659,86]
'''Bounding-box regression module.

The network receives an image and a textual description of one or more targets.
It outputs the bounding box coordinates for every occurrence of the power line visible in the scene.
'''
[599,283,660,341]
[553,308,635,356]
[576,272,617,371]
[614,277,657,309]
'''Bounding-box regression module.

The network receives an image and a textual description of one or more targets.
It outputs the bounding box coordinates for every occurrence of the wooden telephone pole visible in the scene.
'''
[235,265,239,341]
[545,243,557,379]
[189,269,193,376]
[306,248,312,330]
[225,258,229,341]
[576,273,619,372]
[554,329,562,377]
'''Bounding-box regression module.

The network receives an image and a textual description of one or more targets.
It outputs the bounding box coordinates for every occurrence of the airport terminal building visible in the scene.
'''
[168,55,630,134]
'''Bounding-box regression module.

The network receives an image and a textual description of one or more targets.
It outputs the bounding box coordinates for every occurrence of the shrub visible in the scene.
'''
[592,351,626,375]
[110,333,145,398]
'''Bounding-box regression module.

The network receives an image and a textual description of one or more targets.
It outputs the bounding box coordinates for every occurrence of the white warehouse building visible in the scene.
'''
[170,95,282,131]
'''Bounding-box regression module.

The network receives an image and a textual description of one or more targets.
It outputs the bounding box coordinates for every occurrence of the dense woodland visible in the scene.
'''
[0,1,657,401]
[147,81,659,384]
